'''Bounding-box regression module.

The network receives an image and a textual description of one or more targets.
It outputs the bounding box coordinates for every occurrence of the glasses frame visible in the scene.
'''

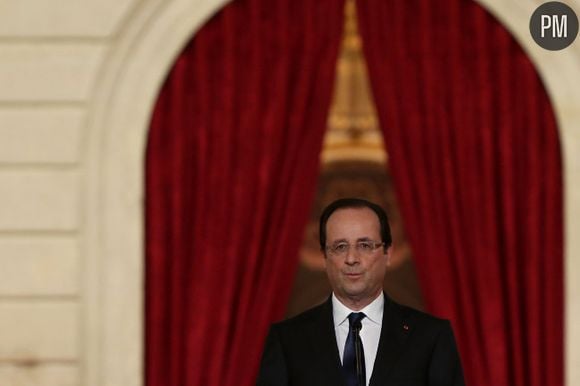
[324,240,385,256]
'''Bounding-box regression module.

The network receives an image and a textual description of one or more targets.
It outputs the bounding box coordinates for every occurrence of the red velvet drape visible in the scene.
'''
[145,1,344,385]
[357,1,563,386]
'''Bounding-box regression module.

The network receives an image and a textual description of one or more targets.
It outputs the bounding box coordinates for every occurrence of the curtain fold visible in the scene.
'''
[145,1,344,385]
[357,1,563,386]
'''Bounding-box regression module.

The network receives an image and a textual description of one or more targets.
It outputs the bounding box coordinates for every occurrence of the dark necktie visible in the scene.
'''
[343,312,366,386]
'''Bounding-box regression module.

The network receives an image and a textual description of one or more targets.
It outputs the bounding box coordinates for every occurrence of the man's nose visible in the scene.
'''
[344,246,360,265]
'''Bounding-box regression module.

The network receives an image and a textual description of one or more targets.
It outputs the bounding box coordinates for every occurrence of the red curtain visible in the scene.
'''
[145,1,344,385]
[357,1,563,386]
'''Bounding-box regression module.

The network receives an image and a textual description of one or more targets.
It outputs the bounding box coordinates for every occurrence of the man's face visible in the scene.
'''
[324,207,391,309]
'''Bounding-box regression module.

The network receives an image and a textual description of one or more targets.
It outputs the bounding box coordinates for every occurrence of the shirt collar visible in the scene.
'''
[332,292,384,327]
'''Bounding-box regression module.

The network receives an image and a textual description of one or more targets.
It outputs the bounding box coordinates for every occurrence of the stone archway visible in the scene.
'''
[83,0,580,385]
[83,1,229,385]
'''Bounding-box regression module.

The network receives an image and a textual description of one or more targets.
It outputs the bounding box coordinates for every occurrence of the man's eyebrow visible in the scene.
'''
[329,237,374,244]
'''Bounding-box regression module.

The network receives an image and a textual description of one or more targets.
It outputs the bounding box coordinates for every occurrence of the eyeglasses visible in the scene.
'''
[325,240,385,256]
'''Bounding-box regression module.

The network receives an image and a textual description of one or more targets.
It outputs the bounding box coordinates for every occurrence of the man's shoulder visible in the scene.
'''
[388,298,452,333]
[271,299,330,331]
[391,299,445,320]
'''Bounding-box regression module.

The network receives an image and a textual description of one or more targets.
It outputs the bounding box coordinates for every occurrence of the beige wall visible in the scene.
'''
[0,0,578,385]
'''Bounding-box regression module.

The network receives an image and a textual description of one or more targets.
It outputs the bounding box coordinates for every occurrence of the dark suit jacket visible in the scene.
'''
[257,295,464,386]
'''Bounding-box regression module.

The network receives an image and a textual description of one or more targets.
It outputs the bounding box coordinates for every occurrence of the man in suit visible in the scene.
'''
[257,198,464,386]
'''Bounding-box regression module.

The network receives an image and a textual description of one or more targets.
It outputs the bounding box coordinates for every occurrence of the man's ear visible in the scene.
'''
[385,244,393,266]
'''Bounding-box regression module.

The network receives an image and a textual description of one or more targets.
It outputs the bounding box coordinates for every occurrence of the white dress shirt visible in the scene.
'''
[332,292,384,386]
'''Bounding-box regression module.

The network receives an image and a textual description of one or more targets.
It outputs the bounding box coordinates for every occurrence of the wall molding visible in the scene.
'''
[83,1,229,385]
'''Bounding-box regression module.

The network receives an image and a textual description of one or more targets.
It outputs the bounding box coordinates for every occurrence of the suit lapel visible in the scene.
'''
[369,295,412,386]
[305,297,346,386]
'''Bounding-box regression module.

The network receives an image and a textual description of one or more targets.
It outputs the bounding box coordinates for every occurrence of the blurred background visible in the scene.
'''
[0,1,579,386]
